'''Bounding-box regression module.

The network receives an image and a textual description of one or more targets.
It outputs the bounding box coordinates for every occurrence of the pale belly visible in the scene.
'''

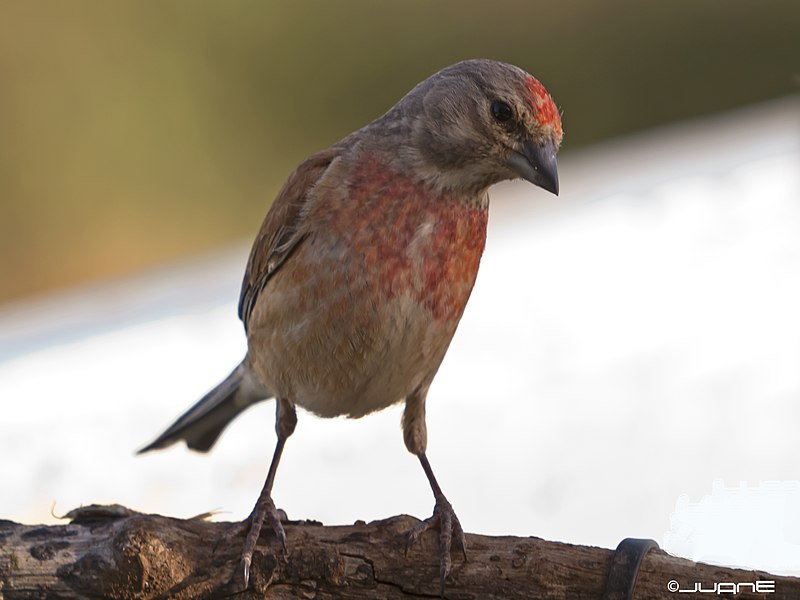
[248,280,458,419]
[247,237,477,417]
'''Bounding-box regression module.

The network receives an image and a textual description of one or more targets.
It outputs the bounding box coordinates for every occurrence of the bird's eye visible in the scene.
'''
[491,100,514,123]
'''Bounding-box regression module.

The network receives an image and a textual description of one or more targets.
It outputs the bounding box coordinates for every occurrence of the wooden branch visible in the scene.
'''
[0,505,797,599]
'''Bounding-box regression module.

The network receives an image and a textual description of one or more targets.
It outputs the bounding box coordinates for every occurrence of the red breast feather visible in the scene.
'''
[331,154,489,323]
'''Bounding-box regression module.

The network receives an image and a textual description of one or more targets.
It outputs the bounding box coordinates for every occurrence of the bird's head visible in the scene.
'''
[395,59,563,196]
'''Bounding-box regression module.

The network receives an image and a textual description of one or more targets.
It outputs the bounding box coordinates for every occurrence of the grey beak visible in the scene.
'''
[506,139,559,196]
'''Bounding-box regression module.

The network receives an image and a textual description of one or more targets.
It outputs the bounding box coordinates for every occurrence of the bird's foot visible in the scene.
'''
[215,497,287,591]
[406,495,467,595]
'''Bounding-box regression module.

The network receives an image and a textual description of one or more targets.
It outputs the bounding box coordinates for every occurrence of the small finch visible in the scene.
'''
[140,59,562,590]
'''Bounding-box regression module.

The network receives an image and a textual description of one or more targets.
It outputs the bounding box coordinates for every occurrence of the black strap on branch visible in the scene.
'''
[603,537,660,600]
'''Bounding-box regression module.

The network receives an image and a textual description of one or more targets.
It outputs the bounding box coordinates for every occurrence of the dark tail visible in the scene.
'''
[138,358,272,454]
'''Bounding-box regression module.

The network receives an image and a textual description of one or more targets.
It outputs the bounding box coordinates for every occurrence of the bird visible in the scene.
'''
[139,58,562,592]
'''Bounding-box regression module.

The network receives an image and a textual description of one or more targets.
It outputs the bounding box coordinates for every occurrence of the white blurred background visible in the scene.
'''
[2,96,799,576]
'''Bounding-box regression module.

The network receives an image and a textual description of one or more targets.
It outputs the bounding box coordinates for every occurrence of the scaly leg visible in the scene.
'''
[402,388,466,595]
[239,398,297,587]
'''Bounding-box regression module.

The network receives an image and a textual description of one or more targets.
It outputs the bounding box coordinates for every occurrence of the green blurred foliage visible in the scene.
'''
[1,1,798,303]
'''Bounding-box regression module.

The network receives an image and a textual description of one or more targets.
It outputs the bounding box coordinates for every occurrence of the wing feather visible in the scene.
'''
[238,148,339,330]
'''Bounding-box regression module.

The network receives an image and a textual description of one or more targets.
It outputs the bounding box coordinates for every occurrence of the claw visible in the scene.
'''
[241,556,251,589]
[277,528,287,553]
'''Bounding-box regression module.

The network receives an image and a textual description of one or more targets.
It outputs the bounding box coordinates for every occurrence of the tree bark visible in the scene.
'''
[0,505,797,599]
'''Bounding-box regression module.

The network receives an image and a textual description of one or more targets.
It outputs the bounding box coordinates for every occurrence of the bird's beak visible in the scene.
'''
[505,139,559,196]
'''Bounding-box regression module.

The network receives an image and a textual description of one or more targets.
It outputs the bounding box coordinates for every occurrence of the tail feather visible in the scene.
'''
[138,359,271,454]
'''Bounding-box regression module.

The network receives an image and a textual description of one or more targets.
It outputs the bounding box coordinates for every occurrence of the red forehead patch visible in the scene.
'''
[524,76,562,137]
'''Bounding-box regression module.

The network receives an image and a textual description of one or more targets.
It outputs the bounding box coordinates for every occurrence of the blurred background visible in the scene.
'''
[2,0,800,579]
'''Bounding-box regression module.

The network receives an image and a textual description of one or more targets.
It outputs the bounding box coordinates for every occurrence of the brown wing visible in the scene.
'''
[239,148,339,331]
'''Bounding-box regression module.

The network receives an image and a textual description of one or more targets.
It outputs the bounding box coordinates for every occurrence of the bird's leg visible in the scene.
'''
[406,451,468,594]
[402,389,466,594]
[239,398,297,588]
[238,437,286,584]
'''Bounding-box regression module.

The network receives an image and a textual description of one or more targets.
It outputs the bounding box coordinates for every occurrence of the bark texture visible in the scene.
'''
[0,505,797,599]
